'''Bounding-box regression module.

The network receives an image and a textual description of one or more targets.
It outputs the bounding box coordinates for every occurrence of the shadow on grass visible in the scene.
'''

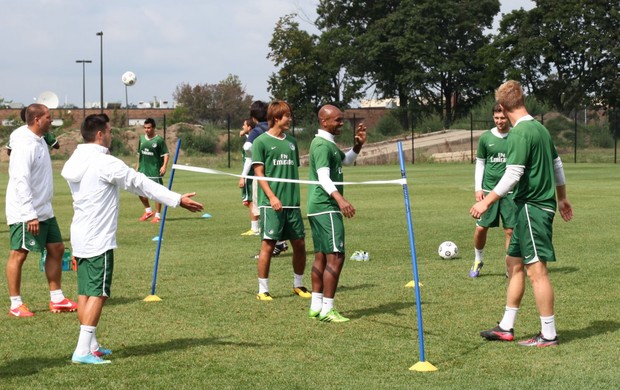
[347,301,414,320]
[549,266,579,274]
[0,337,259,378]
[559,320,620,344]
[105,296,145,306]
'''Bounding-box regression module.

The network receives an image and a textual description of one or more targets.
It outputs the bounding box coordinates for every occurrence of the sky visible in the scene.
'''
[0,0,534,108]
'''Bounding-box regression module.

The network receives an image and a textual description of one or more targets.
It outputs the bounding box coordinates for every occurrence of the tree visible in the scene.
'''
[493,0,620,112]
[316,0,500,128]
[173,75,253,125]
[267,13,364,121]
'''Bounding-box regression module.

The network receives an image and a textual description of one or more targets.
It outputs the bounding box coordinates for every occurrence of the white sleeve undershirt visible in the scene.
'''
[474,158,485,192]
[553,157,566,186]
[317,167,337,196]
[494,165,524,197]
[342,149,358,166]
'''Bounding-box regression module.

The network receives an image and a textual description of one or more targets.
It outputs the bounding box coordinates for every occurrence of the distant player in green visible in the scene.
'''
[307,105,366,323]
[472,80,573,347]
[136,118,169,224]
[238,118,260,236]
[470,104,515,278]
[251,100,309,301]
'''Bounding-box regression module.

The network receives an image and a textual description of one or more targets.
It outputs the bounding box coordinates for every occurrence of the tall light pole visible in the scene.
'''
[75,60,92,121]
[96,31,104,113]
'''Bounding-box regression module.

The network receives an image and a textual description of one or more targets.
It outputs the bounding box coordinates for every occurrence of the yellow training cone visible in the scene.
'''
[143,295,162,302]
[409,361,438,372]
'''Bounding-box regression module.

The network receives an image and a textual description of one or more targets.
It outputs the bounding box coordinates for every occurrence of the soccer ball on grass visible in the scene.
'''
[122,71,137,86]
[438,241,458,259]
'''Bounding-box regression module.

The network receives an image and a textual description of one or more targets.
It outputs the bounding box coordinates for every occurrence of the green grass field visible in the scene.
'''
[0,160,618,389]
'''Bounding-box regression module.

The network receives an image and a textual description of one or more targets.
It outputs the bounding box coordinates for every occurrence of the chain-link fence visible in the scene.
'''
[470,110,618,164]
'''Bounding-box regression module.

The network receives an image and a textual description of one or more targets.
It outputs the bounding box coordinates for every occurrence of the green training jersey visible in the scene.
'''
[307,135,345,215]
[506,118,559,210]
[137,134,169,179]
[477,128,509,190]
[252,132,300,208]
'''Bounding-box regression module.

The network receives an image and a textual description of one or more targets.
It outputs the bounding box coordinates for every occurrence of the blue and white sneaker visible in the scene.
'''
[72,352,111,364]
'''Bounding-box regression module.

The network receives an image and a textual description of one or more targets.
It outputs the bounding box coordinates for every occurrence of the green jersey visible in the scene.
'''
[137,134,168,179]
[477,128,509,190]
[506,117,558,210]
[252,132,300,208]
[307,135,345,215]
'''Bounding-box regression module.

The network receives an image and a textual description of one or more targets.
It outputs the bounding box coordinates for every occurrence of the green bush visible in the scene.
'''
[177,124,218,155]
[375,112,404,136]
[110,128,131,156]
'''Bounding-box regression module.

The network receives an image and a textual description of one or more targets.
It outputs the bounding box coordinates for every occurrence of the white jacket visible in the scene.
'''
[62,143,182,258]
[5,125,54,225]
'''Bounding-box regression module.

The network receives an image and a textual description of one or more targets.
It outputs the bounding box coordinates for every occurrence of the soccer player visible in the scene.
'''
[251,100,308,300]
[307,105,366,322]
[471,80,573,347]
[5,103,76,317]
[470,104,516,278]
[238,118,260,236]
[62,113,203,364]
[136,118,169,224]
[240,101,288,254]
[6,107,60,156]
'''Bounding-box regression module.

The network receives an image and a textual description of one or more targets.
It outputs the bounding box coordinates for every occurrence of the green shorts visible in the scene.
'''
[507,203,556,264]
[309,212,345,254]
[9,217,63,252]
[241,178,253,203]
[260,207,305,241]
[477,192,516,229]
[77,250,114,297]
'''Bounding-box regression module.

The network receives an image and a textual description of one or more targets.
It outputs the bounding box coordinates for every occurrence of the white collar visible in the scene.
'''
[316,129,335,143]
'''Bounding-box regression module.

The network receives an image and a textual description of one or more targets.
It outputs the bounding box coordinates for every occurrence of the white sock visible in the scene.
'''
[90,332,100,352]
[10,296,23,310]
[145,207,153,213]
[499,306,519,330]
[75,325,96,356]
[310,292,323,312]
[540,315,557,340]
[154,213,161,218]
[50,289,66,303]
[276,240,285,245]
[321,297,334,316]
[293,273,304,288]
[258,278,269,294]
[475,249,484,262]
[251,220,259,232]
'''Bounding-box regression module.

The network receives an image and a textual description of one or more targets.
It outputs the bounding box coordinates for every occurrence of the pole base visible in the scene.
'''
[405,280,423,288]
[143,295,162,302]
[409,361,438,372]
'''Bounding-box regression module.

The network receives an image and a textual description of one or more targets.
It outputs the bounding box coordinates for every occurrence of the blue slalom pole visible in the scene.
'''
[147,138,181,298]
[398,141,436,371]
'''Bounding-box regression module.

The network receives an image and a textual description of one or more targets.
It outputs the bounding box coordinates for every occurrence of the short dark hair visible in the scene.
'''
[144,117,156,128]
[492,103,503,113]
[250,101,268,122]
[245,118,256,129]
[25,103,47,126]
[20,107,27,122]
[82,113,110,142]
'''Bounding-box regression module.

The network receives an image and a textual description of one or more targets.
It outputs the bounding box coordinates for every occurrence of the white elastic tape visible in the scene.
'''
[172,164,406,186]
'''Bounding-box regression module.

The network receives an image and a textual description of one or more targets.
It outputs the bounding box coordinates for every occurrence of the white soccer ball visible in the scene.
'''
[122,71,137,86]
[438,241,458,259]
